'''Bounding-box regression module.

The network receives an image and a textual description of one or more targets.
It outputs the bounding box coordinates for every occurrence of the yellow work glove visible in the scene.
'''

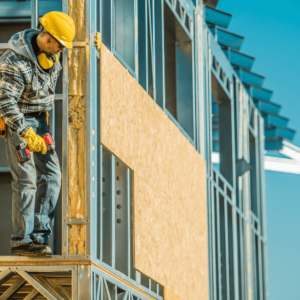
[21,127,47,154]
[96,32,101,52]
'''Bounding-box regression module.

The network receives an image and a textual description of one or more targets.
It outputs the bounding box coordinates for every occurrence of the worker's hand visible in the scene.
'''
[96,32,101,52]
[20,127,47,154]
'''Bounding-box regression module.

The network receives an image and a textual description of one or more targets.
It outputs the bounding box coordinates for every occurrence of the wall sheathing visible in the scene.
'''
[100,45,209,300]
[68,0,86,255]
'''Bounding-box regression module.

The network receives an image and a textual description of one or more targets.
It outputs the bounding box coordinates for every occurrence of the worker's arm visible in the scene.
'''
[0,62,29,136]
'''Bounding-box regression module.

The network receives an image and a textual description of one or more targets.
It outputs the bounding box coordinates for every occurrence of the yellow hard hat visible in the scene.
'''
[39,11,75,49]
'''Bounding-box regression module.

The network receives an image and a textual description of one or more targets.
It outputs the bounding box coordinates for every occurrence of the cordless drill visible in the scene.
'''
[15,133,58,164]
[42,133,58,164]
[15,144,31,164]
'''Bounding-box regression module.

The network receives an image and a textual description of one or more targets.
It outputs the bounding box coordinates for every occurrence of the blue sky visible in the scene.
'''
[217,0,300,299]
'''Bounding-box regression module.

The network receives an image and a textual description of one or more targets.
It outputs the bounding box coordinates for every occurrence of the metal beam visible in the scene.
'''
[248,86,273,101]
[205,6,232,29]
[55,94,63,101]
[51,284,72,300]
[0,1,62,19]
[280,141,300,162]
[264,156,300,174]
[0,270,15,286]
[23,289,40,300]
[211,27,244,50]
[237,68,265,87]
[223,48,255,70]
[204,0,219,9]
[16,271,57,300]
[0,43,9,50]
[67,218,89,225]
[212,151,300,174]
[61,8,69,257]
[31,0,39,29]
[0,255,88,262]
[0,277,26,300]
[33,275,65,300]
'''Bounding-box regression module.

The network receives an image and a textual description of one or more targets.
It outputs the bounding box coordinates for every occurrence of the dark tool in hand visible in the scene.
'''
[43,133,58,164]
[15,144,31,164]
[15,133,58,164]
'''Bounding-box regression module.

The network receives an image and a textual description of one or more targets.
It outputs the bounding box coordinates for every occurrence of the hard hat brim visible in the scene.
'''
[59,40,73,49]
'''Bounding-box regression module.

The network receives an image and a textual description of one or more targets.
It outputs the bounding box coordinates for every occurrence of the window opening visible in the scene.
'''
[227,203,235,300]
[175,1,181,16]
[138,0,147,91]
[185,14,191,32]
[212,95,219,152]
[137,0,166,105]
[211,70,234,186]
[114,0,135,72]
[250,131,258,217]
[154,0,164,108]
[219,194,228,299]
[226,78,231,91]
[102,0,112,50]
[220,68,224,81]
[101,0,136,75]
[212,56,218,71]
[148,8,154,98]
[164,1,194,140]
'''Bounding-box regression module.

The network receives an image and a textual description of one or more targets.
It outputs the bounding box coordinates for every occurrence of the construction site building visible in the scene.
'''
[1,0,298,299]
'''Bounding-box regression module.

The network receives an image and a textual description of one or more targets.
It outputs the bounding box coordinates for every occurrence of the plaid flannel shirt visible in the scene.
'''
[0,43,61,136]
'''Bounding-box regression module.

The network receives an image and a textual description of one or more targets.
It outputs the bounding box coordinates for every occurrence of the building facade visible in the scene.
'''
[0,0,290,299]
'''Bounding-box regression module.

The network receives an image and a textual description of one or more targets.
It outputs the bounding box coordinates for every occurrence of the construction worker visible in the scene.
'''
[0,12,75,257]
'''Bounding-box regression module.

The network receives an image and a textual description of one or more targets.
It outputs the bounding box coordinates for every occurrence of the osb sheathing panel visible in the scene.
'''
[164,288,185,300]
[67,0,86,255]
[100,45,209,300]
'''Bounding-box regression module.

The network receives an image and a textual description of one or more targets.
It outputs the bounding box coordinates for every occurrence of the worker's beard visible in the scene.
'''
[46,51,56,57]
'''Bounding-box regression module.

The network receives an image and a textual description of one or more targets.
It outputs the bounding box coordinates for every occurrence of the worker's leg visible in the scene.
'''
[5,118,38,247]
[31,113,61,245]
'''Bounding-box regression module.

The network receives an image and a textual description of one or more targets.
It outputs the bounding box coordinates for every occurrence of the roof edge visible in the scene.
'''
[203,0,219,8]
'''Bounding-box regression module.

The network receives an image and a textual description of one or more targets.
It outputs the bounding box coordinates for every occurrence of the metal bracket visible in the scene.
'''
[236,157,252,178]
[72,41,86,48]
[66,218,89,225]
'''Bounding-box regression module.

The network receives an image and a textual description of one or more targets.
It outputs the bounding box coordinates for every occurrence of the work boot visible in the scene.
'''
[11,242,51,257]
[32,241,51,251]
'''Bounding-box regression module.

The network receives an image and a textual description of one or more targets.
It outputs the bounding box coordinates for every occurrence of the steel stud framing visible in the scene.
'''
[0,0,268,299]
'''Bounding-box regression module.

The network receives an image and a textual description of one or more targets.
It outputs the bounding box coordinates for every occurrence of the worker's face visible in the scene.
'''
[44,34,64,57]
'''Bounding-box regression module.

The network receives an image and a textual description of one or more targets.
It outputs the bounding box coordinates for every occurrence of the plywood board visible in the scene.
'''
[164,288,185,300]
[100,46,209,300]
